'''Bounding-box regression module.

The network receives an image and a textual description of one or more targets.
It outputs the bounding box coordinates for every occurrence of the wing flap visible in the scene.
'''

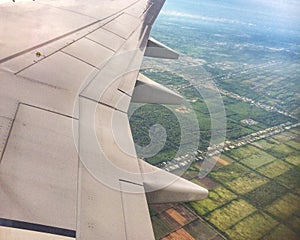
[145,37,179,59]
[131,73,183,104]
[139,160,208,204]
[78,97,143,186]
[77,163,127,240]
[0,104,78,230]
[120,181,155,240]
[77,97,155,239]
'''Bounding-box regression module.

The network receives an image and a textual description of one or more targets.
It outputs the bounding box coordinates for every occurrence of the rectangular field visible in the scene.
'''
[285,153,300,166]
[227,145,261,161]
[184,219,223,240]
[226,212,278,240]
[263,224,298,240]
[244,181,287,209]
[192,176,219,190]
[209,162,250,183]
[255,139,279,149]
[240,151,276,169]
[207,199,256,231]
[274,168,300,190]
[166,208,187,226]
[224,172,268,194]
[151,215,174,239]
[257,160,292,178]
[266,193,300,220]
[266,143,295,158]
[284,140,300,150]
[162,228,195,240]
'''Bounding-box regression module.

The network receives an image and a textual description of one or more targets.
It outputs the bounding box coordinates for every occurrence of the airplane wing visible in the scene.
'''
[0,0,208,239]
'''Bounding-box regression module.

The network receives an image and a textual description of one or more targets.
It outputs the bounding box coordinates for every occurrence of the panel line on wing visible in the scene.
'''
[0,20,102,64]
[119,181,129,240]
[11,14,123,74]
[0,101,78,164]
[0,104,78,229]
[119,181,155,240]
[103,13,142,40]
[60,50,102,70]
[86,28,126,52]
[0,102,19,164]
[0,218,76,238]
[125,0,153,19]
[100,27,127,40]
[119,179,144,187]
[78,95,127,114]
[84,37,116,52]
[61,38,114,69]
[19,103,78,120]
[2,6,142,73]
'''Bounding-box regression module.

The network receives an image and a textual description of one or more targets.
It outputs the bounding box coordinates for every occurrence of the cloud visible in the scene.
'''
[161,10,254,26]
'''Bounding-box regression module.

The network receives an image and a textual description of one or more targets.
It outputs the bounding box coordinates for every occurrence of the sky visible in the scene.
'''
[159,0,300,33]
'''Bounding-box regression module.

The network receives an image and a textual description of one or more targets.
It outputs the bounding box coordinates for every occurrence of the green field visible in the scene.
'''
[227,145,262,161]
[226,212,278,240]
[263,224,299,240]
[187,129,300,239]
[257,160,292,178]
[244,181,287,209]
[266,193,300,221]
[240,151,276,169]
[223,172,268,195]
[209,162,250,183]
[285,140,300,150]
[207,199,256,231]
[285,153,300,166]
[267,143,296,159]
[255,139,279,149]
[150,128,300,239]
[274,168,300,191]
[225,119,255,140]
[190,186,237,215]
[272,132,297,142]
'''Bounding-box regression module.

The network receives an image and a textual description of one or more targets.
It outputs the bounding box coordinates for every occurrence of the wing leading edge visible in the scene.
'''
[0,0,208,239]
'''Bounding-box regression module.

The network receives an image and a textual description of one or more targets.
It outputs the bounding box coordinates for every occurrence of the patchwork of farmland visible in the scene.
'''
[150,129,300,239]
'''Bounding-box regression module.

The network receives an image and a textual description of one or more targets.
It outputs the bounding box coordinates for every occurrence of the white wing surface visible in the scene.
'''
[0,1,208,239]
